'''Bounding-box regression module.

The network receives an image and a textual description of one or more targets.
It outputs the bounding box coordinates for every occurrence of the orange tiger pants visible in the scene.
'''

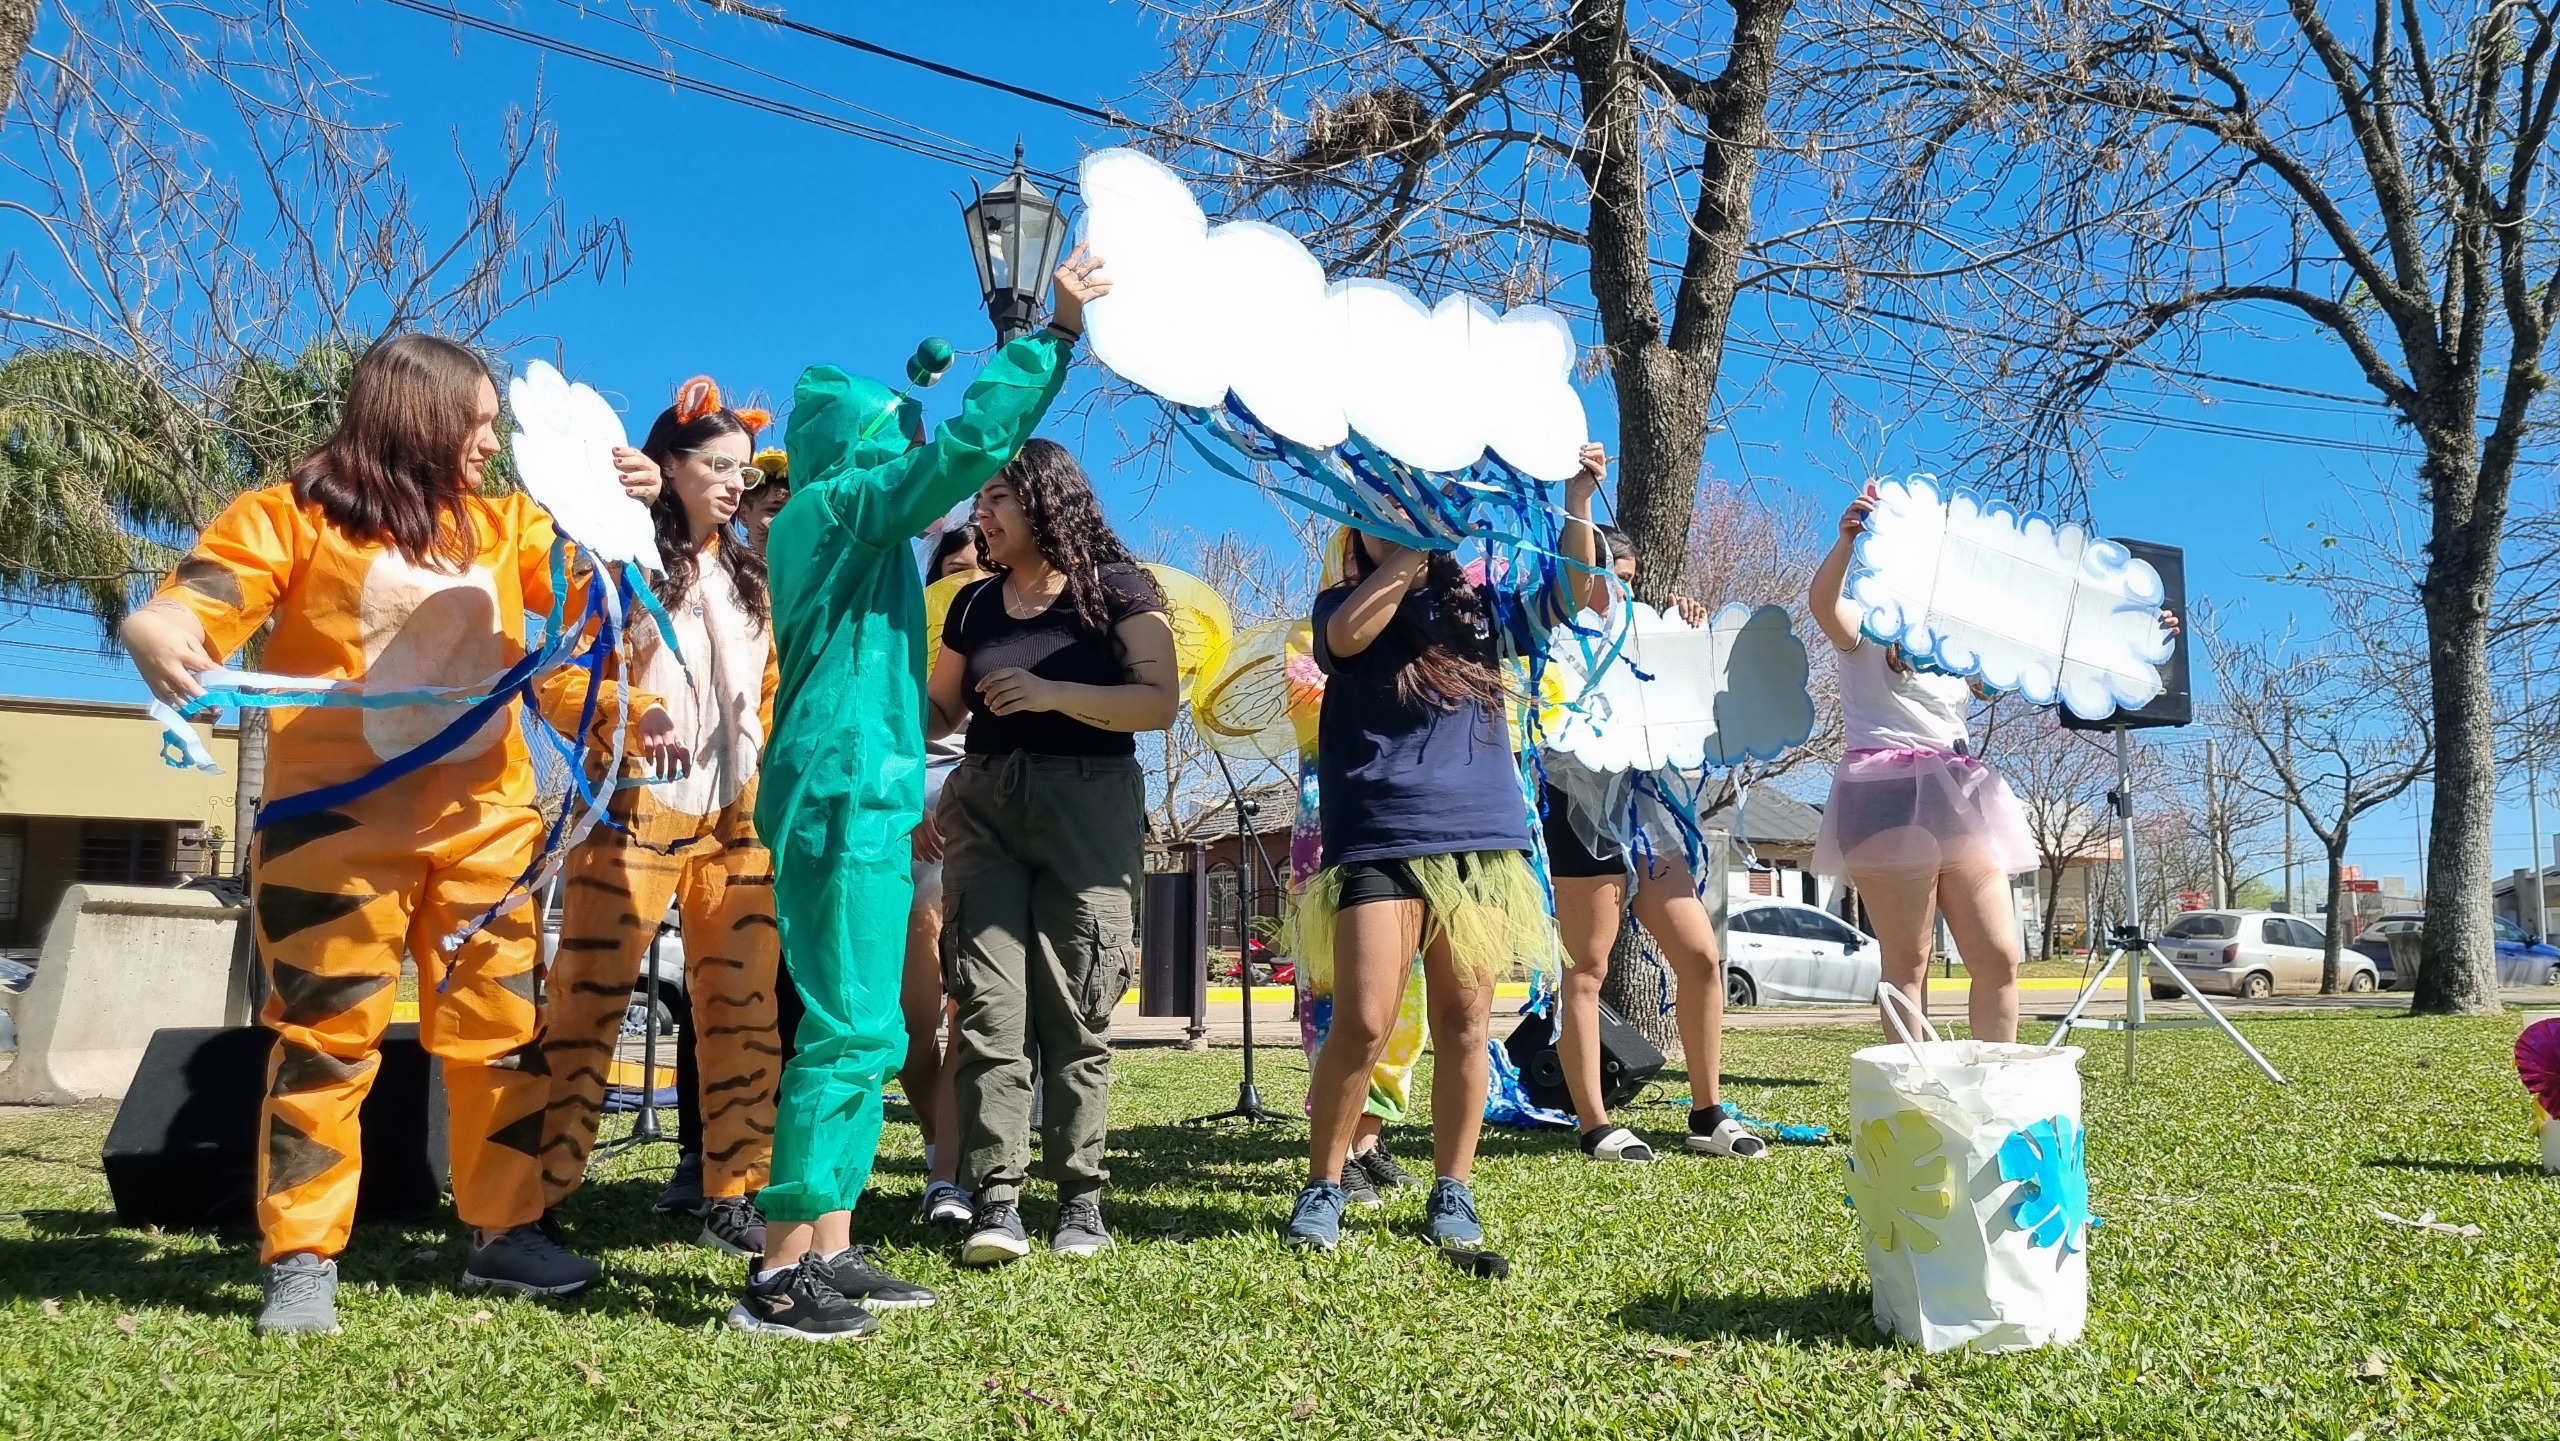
[252,785,549,1263]
[539,780,781,1205]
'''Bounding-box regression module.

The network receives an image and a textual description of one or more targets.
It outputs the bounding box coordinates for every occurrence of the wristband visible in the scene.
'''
[1044,320,1083,345]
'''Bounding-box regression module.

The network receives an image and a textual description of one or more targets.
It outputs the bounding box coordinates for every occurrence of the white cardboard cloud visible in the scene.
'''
[1078,147,1588,482]
[1847,476,2171,720]
[1545,603,1816,772]
[509,359,663,574]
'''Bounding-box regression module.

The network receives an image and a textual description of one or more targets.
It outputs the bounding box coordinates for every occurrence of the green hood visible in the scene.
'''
[785,365,926,481]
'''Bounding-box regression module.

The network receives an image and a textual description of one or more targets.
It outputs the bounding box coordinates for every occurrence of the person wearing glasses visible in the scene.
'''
[536,378,790,1264]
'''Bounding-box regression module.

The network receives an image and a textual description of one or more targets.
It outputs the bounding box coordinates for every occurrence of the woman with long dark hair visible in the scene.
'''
[537,378,793,1263]
[1279,524,1555,1269]
[119,333,674,1334]
[927,438,1178,1265]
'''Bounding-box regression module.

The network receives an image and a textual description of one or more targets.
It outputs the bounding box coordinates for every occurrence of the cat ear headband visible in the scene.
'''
[673,375,772,434]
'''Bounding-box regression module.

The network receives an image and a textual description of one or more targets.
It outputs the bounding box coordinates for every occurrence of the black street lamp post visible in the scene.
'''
[960,140,1069,342]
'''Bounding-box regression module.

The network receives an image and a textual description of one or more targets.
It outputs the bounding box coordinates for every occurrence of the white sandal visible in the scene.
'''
[1686,1117,1770,1159]
[1579,1124,1656,1163]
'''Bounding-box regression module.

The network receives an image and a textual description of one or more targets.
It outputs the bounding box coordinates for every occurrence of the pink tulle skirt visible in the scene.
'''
[1813,747,2039,882]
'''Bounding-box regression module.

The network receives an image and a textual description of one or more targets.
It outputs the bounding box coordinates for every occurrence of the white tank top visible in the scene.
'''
[1836,639,1971,753]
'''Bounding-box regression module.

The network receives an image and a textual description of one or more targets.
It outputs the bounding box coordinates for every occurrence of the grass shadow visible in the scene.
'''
[1616,1282,1892,1350]
[2360,1156,2548,1177]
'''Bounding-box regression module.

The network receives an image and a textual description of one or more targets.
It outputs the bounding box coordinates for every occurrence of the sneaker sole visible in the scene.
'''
[846,1293,939,1311]
[1282,1232,1339,1253]
[1050,1239,1111,1257]
[960,1236,1032,1267]
[460,1271,597,1298]
[1344,1190,1385,1209]
[255,1319,342,1337]
[1438,1244,1511,1280]
[723,1304,876,1341]
[695,1224,763,1258]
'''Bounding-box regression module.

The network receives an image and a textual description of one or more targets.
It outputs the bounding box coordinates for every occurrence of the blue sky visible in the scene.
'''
[3,0,2539,894]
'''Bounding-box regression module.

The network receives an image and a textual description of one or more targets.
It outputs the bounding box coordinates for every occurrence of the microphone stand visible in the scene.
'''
[1186,748,1295,1126]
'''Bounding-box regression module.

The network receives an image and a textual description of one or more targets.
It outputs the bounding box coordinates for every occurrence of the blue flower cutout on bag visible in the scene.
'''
[1997,1115,2097,1253]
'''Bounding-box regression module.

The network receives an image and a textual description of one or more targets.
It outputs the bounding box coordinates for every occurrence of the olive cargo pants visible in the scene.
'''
[937,753,1144,1206]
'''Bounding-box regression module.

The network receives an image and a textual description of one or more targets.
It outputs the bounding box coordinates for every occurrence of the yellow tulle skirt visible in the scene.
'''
[1285,848,1561,991]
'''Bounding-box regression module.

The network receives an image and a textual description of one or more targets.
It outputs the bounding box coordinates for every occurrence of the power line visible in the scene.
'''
[702,0,1115,123]
[374,0,1078,188]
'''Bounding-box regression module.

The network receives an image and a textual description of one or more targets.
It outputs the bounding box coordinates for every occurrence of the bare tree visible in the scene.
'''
[1821,1,2560,1014]
[2,0,626,854]
[2206,613,2433,992]
[1131,0,1822,609]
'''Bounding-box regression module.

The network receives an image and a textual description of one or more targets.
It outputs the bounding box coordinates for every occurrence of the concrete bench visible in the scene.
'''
[0,884,249,1104]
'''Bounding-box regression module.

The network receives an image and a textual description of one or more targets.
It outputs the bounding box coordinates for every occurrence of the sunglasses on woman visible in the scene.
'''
[681,449,767,488]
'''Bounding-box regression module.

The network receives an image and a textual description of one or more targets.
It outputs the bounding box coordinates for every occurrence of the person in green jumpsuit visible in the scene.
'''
[729,248,1112,1341]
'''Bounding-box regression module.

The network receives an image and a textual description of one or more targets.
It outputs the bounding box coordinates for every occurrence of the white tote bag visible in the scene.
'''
[1846,987,2094,1353]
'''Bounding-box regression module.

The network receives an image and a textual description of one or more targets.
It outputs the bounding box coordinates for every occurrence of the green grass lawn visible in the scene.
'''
[3,1012,2556,1439]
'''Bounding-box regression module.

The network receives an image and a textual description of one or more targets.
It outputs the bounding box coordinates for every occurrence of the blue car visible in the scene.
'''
[2493,916,2560,987]
[2352,911,2560,987]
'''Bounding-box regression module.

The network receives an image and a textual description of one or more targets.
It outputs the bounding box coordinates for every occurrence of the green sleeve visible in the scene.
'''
[840,331,1070,549]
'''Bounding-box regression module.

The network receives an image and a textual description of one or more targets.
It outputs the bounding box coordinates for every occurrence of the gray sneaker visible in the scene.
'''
[961,1199,1032,1267]
[462,1223,604,1296]
[257,1252,341,1335]
[1051,1194,1112,1257]
[698,1195,767,1258]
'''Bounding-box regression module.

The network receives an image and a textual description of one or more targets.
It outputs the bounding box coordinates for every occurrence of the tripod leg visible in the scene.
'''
[2144,944,2288,1084]
[2043,949,2125,1048]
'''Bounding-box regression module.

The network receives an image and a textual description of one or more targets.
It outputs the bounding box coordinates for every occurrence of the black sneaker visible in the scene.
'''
[725,1258,878,1341]
[461,1223,603,1296]
[1351,1143,1422,1191]
[1339,1162,1382,1209]
[655,1152,707,1217]
[698,1195,767,1257]
[818,1245,938,1310]
[961,1199,1032,1267]
[1051,1194,1112,1256]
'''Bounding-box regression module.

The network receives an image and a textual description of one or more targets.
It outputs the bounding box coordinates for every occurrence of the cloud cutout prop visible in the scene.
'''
[1544,603,1816,772]
[1848,477,2170,721]
[509,359,663,573]
[1079,147,1588,483]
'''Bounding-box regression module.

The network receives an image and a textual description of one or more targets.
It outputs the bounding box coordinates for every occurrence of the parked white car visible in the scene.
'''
[2153,909,2379,999]
[1722,899,1884,1006]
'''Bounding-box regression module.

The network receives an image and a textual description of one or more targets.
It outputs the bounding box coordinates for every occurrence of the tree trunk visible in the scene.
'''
[1598,916,1682,1058]
[2413,450,2504,1015]
[231,708,266,878]
[0,0,35,123]
[2039,870,2066,961]
[2320,846,2347,994]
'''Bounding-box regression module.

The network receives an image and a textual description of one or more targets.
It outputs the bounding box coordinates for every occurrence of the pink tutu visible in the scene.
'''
[1813,746,2038,882]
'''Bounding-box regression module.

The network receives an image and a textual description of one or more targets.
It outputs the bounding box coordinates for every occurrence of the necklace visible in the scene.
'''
[1002,570,1065,620]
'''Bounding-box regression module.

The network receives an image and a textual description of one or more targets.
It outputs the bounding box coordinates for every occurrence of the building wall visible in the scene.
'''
[0,696,240,950]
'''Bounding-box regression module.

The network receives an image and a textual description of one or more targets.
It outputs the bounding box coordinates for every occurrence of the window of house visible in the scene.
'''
[77,821,172,886]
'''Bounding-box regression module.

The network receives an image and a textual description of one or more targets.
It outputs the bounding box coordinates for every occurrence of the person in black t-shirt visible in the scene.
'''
[1277,516,1569,1272]
[926,438,1177,1266]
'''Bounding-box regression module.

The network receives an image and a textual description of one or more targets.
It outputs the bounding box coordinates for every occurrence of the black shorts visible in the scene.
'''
[1335,850,1515,909]
[1540,783,1622,879]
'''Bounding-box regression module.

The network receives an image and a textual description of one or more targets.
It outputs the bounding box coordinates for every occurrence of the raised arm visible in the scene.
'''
[1809,482,1879,654]
[1556,442,1606,619]
[1324,539,1428,661]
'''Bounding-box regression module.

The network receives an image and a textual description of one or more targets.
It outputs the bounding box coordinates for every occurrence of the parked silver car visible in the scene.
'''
[2152,909,2378,999]
[1723,900,1884,1006]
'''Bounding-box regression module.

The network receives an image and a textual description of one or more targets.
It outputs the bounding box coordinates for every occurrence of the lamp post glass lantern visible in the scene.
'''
[961,141,1068,341]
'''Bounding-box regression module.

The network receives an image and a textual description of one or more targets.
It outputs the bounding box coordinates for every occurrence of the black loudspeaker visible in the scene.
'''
[1504,1001,1665,1114]
[1139,858,1206,1018]
[101,1024,448,1230]
[2061,536,2193,732]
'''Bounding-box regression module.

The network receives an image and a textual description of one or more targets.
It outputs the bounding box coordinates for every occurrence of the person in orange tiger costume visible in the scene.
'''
[121,334,686,1335]
[536,379,788,1259]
